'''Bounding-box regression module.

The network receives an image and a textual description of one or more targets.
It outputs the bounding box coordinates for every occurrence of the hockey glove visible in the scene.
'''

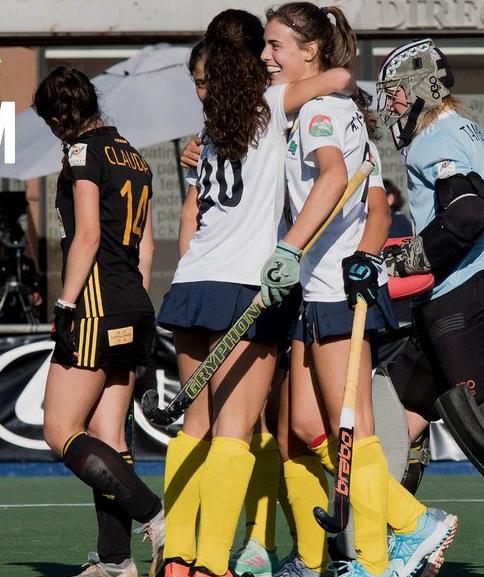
[51,299,77,364]
[383,236,431,277]
[261,241,302,307]
[342,250,382,308]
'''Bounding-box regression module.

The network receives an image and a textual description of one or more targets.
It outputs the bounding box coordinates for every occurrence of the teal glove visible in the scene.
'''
[261,240,302,307]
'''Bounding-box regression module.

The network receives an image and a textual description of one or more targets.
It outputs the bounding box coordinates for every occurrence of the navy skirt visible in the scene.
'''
[158,281,292,345]
[292,284,398,345]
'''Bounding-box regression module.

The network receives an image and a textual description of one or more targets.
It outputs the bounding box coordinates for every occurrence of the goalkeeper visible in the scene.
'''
[377,38,484,475]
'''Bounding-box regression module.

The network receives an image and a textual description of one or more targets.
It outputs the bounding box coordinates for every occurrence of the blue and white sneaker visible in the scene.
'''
[388,510,458,577]
[328,560,396,577]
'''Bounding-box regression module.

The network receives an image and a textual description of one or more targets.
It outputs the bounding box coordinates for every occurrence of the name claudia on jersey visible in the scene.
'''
[104,145,149,173]
[0,101,15,165]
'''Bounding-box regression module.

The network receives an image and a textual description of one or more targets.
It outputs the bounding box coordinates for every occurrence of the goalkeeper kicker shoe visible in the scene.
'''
[230,538,279,577]
[388,509,457,577]
[74,553,138,577]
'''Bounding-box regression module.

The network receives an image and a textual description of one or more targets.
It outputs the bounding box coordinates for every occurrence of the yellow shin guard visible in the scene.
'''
[284,456,329,572]
[387,473,426,534]
[278,467,297,543]
[164,431,210,562]
[245,433,280,551]
[197,437,255,575]
[351,436,389,575]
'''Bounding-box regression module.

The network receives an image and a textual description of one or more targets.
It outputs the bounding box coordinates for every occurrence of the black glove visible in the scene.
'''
[51,299,77,364]
[342,251,382,308]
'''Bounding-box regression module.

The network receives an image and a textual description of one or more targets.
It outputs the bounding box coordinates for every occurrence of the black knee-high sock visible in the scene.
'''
[63,432,161,523]
[94,451,133,564]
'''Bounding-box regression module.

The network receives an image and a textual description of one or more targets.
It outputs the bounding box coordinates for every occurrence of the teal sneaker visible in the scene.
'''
[328,560,396,577]
[275,555,333,577]
[230,538,279,577]
[388,510,458,577]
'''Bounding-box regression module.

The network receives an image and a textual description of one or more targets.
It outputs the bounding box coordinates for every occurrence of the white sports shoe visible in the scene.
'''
[73,553,138,577]
[134,508,165,577]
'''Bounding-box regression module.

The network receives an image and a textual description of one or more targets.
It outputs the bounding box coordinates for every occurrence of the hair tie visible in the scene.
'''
[320,6,329,16]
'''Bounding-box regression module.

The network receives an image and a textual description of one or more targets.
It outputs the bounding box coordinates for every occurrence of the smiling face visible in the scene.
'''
[261,18,318,85]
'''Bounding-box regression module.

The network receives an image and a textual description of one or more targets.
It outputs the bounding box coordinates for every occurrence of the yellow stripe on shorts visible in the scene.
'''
[77,318,86,366]
[93,263,104,317]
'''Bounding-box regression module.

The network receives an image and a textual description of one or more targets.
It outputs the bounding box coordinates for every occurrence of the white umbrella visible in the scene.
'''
[0,43,204,179]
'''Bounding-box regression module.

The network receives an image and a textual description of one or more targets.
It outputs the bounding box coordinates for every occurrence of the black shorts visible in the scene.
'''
[389,270,484,420]
[51,311,155,371]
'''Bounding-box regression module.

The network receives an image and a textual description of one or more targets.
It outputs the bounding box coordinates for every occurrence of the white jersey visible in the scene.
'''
[174,85,288,285]
[285,95,387,302]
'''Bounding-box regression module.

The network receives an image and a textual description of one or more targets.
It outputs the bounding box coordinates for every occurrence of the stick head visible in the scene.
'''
[313,502,349,534]
[140,389,167,428]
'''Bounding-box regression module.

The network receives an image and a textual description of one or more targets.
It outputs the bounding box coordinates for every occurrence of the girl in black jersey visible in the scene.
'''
[35,67,163,577]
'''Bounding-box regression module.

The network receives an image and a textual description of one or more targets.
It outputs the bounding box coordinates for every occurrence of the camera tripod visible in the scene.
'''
[0,246,39,326]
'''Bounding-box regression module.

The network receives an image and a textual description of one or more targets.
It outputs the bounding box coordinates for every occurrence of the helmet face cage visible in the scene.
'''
[376,78,412,128]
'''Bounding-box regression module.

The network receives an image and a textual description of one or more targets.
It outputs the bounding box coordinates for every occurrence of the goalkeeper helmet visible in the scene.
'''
[376,38,454,150]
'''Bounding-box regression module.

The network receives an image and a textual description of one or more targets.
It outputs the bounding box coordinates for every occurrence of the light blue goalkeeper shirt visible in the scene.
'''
[405,110,484,301]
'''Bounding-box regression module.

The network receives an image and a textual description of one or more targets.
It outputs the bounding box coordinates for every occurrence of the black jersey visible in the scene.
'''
[56,126,154,319]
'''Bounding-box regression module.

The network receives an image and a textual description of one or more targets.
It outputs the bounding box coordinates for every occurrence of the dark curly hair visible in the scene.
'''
[352,86,381,141]
[266,3,356,71]
[203,9,270,161]
[33,66,102,145]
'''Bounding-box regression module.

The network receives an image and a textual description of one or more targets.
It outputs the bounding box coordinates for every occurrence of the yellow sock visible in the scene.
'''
[244,433,280,551]
[310,434,337,474]
[278,466,297,545]
[387,473,427,534]
[197,437,255,575]
[284,456,329,572]
[163,431,210,562]
[312,433,427,537]
[351,436,388,575]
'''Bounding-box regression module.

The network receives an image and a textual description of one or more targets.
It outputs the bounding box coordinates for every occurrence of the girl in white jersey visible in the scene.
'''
[261,5,453,577]
[157,10,353,577]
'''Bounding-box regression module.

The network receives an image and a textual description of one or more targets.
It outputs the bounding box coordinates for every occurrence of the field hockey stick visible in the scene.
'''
[313,297,368,533]
[142,160,375,429]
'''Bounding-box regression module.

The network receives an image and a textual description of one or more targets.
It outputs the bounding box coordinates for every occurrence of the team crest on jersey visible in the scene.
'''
[437,159,456,179]
[288,140,298,156]
[309,114,333,137]
[68,143,88,166]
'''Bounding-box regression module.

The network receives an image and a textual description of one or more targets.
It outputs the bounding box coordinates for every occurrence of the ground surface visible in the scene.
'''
[0,474,482,577]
